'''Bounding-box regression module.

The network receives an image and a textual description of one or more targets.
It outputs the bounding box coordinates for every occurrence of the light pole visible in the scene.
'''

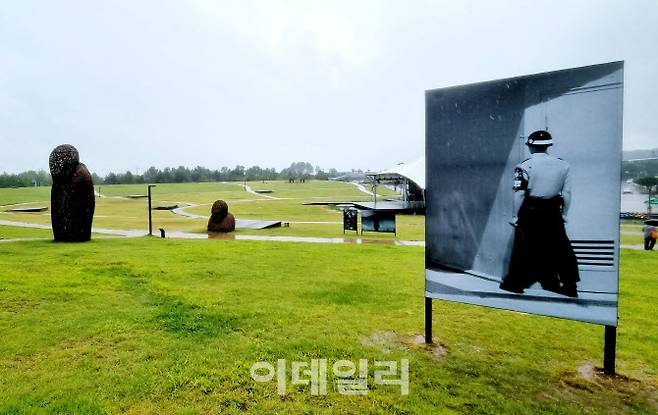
[148,184,156,236]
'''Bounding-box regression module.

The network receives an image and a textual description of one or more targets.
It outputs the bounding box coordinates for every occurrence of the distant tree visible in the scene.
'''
[635,176,658,214]
[228,165,245,181]
[172,166,190,183]
[283,162,314,182]
[279,167,292,181]
[105,172,119,184]
[220,167,229,180]
[622,159,658,181]
[91,172,103,184]
[264,168,278,180]
[191,166,210,182]
[245,166,263,181]
[0,162,371,188]
[35,170,52,186]
[123,171,135,184]
[635,176,658,193]
[142,166,157,183]
[314,166,329,180]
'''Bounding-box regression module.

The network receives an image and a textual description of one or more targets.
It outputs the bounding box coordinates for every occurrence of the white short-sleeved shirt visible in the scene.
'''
[516,153,570,198]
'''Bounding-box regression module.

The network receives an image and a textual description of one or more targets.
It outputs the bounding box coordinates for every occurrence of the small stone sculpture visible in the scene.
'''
[49,144,95,242]
[207,200,235,233]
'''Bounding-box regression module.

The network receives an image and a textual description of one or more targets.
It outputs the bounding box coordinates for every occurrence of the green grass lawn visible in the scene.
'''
[0,187,51,206]
[0,181,426,240]
[621,233,645,247]
[0,238,655,414]
[0,225,52,239]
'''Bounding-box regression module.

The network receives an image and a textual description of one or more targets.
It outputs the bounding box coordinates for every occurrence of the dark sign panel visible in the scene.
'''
[425,62,623,326]
[343,208,358,233]
[361,210,396,234]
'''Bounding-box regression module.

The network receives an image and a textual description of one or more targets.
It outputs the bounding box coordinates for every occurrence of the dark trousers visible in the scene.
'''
[502,196,580,290]
[645,237,656,251]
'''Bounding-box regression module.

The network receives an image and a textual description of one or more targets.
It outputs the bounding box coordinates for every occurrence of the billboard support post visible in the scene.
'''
[147,184,156,236]
[603,325,616,375]
[425,297,432,344]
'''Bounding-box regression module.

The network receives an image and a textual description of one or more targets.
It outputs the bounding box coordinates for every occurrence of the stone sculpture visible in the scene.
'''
[49,144,95,242]
[207,200,236,233]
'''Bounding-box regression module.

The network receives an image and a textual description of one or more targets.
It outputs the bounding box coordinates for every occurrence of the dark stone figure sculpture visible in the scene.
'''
[207,200,236,233]
[49,144,95,242]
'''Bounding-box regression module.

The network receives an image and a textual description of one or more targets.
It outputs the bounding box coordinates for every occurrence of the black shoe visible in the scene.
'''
[499,282,524,294]
[541,284,563,296]
[558,285,578,298]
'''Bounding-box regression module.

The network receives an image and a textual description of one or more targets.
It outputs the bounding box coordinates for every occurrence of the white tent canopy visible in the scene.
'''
[371,157,425,190]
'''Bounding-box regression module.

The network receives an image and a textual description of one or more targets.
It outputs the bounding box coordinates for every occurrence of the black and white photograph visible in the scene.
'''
[425,62,624,326]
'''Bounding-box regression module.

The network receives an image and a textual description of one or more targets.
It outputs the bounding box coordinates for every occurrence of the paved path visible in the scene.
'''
[171,203,204,218]
[0,219,145,237]
[0,237,50,243]
[164,232,425,246]
[0,219,422,246]
[2,219,653,250]
[620,244,654,250]
[244,184,282,200]
[0,201,49,208]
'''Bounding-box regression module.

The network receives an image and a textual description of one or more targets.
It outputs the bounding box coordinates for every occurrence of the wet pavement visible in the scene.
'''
[621,192,653,213]
[0,219,652,250]
[0,219,146,237]
[0,219,423,246]
[244,184,283,200]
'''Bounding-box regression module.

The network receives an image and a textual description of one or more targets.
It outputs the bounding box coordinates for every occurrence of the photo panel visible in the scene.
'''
[425,62,624,326]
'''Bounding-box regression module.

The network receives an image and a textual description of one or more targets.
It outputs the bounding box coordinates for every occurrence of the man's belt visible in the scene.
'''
[523,195,563,210]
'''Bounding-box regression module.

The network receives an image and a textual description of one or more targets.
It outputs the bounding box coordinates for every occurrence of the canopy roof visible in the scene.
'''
[368,157,425,190]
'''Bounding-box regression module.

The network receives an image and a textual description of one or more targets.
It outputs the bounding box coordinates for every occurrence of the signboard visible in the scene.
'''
[425,62,623,326]
[343,208,358,233]
[361,210,396,234]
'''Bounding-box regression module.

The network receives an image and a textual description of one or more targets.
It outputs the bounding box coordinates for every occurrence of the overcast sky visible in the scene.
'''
[1,0,657,175]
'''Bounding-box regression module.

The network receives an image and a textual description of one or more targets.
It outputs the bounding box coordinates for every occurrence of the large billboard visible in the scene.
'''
[425,62,623,326]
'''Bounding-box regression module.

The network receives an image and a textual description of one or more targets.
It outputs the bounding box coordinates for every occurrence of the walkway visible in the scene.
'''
[2,219,653,251]
[0,219,423,246]
[0,219,145,237]
[244,184,283,200]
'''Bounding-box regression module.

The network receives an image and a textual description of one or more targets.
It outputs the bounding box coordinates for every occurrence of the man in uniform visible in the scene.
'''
[499,130,580,297]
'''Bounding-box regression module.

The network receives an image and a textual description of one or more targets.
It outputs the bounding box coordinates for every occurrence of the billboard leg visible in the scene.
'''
[425,296,432,344]
[148,186,153,236]
[603,325,616,376]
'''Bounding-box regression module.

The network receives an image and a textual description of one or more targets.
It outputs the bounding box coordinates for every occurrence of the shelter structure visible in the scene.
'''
[364,158,425,213]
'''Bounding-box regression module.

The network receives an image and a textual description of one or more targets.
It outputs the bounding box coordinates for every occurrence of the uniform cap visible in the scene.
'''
[526,130,553,146]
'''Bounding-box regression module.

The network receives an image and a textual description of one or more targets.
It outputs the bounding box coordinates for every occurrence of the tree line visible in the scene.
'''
[2,159,656,189]
[0,170,52,188]
[0,162,355,188]
[622,159,658,181]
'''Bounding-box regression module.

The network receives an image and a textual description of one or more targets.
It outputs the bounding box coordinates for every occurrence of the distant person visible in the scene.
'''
[499,130,580,297]
[643,222,657,250]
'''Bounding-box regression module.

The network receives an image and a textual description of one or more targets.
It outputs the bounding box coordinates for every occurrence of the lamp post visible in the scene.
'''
[148,184,156,236]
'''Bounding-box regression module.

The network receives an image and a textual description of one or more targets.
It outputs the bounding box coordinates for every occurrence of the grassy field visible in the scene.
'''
[0,187,51,206]
[1,183,643,244]
[0,181,424,240]
[0,238,656,414]
[0,225,52,239]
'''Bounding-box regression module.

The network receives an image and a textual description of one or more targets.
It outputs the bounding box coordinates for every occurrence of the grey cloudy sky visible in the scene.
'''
[1,0,657,175]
